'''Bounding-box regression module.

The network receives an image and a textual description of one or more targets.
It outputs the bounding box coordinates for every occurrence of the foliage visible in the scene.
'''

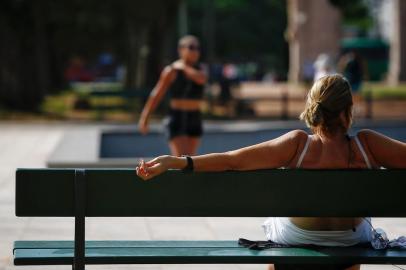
[188,0,288,75]
[362,83,406,99]
[213,0,246,9]
[329,0,373,32]
[0,0,179,111]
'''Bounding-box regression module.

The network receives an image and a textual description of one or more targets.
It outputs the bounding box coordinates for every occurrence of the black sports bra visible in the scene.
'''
[168,66,204,100]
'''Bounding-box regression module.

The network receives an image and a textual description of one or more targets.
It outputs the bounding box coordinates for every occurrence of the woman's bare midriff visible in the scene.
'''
[290,217,364,231]
[170,99,203,111]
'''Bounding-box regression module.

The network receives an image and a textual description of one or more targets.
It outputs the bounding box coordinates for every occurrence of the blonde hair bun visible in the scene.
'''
[300,74,353,133]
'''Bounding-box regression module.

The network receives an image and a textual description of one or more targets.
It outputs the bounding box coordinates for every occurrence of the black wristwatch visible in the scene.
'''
[181,155,194,173]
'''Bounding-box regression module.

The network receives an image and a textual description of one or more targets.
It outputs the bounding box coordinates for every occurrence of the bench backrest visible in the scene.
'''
[16,168,406,218]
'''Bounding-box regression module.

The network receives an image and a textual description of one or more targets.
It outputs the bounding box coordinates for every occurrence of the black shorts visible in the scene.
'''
[165,109,203,140]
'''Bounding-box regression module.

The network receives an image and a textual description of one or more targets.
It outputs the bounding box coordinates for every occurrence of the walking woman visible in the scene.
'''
[137,74,406,270]
[138,35,207,156]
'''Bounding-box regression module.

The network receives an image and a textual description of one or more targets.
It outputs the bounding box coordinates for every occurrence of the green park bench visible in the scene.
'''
[14,169,406,269]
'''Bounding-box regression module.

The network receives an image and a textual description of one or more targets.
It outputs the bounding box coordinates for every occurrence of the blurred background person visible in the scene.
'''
[138,35,207,156]
[313,53,335,82]
[338,51,366,93]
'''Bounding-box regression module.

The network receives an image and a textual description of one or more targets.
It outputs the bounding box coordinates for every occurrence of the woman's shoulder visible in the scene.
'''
[287,129,308,139]
[356,129,406,168]
[265,130,308,150]
[357,128,405,146]
[280,129,309,145]
[355,129,386,149]
[356,129,375,137]
[159,65,177,81]
[162,65,175,74]
[357,129,389,142]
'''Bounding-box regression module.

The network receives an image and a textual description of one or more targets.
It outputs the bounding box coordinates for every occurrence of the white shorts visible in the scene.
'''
[262,217,373,246]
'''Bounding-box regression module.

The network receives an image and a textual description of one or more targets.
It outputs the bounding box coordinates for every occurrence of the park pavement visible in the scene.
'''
[0,122,405,270]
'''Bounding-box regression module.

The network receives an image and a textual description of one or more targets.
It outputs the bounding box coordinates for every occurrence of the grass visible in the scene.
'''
[2,81,406,121]
[40,89,137,121]
[361,83,406,99]
[40,91,75,119]
[71,82,122,95]
[0,109,45,121]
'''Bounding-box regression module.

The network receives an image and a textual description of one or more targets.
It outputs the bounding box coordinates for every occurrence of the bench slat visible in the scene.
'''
[16,169,406,217]
[13,241,406,265]
[14,240,239,249]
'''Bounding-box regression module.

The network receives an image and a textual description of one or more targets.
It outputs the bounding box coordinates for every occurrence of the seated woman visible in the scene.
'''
[136,74,406,270]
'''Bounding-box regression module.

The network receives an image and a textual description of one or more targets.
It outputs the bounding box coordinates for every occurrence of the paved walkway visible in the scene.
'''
[0,123,405,270]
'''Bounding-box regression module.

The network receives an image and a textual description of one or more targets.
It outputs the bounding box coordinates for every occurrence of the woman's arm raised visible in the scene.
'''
[136,130,305,180]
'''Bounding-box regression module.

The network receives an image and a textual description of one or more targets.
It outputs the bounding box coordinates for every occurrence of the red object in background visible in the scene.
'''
[64,57,94,82]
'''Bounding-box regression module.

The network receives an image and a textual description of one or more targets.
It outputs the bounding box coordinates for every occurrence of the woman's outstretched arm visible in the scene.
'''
[136,130,305,180]
[138,67,176,134]
[359,129,406,168]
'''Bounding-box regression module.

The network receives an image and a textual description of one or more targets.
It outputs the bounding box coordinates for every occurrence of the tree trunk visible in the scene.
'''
[388,0,401,85]
[135,26,150,89]
[124,18,140,89]
[0,1,49,111]
[399,0,406,82]
[388,0,406,84]
[33,0,51,97]
[203,0,215,67]
[177,0,188,37]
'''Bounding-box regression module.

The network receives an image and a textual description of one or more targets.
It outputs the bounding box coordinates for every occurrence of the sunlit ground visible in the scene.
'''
[0,122,405,270]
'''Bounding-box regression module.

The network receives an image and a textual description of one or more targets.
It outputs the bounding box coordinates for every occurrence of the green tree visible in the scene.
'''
[0,0,179,111]
[329,0,372,32]
[188,0,288,77]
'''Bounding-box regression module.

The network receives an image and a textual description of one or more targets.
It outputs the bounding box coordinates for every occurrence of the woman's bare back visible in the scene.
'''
[288,129,405,231]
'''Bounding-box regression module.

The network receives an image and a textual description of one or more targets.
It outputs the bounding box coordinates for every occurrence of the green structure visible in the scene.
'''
[341,38,389,81]
[13,168,406,269]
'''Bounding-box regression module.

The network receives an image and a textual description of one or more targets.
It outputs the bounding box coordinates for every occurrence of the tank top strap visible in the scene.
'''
[296,135,311,169]
[354,133,372,169]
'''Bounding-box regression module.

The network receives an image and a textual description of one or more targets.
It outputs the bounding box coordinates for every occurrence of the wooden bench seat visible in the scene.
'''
[14,240,406,265]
